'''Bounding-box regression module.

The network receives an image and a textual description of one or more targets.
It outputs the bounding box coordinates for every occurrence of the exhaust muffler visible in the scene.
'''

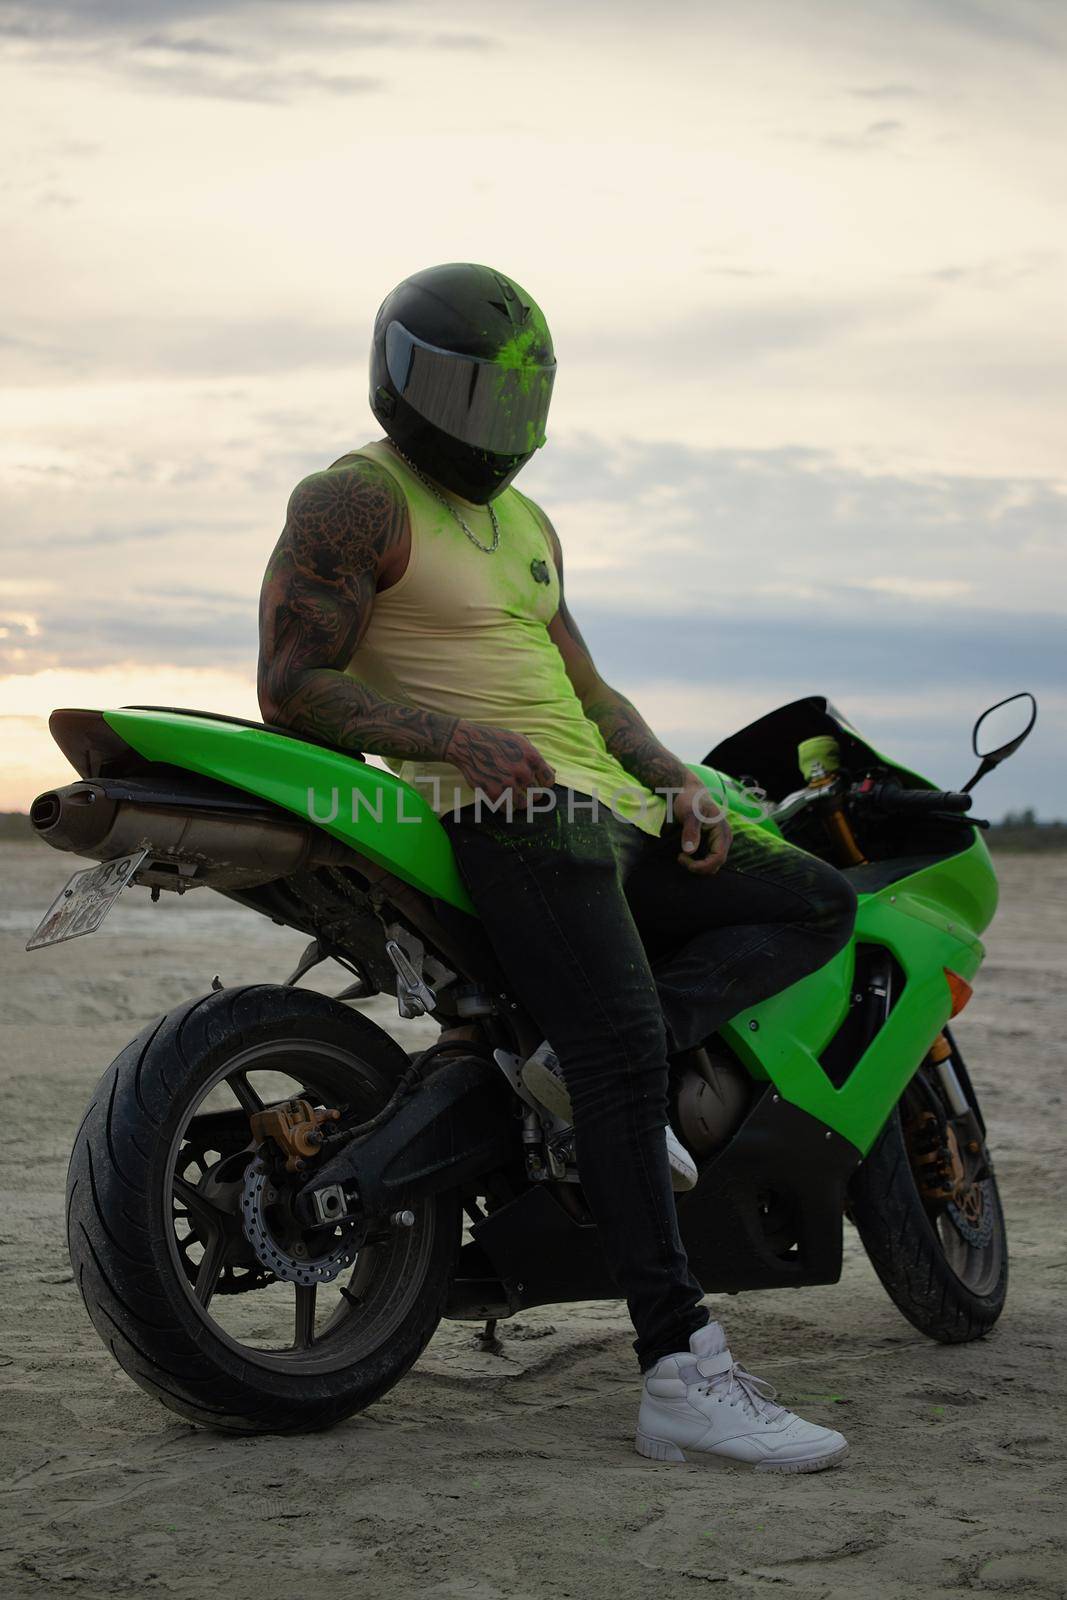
[30,781,353,891]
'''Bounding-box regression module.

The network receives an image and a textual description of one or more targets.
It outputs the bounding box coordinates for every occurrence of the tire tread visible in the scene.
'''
[850,1099,1007,1344]
[66,984,461,1433]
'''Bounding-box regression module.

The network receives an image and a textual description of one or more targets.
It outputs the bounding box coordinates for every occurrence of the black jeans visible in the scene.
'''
[441,787,857,1371]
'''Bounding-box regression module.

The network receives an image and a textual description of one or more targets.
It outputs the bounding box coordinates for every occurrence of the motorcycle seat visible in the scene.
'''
[123,706,367,761]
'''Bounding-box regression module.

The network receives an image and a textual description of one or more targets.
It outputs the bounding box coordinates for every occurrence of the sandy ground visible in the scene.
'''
[1,840,1064,1600]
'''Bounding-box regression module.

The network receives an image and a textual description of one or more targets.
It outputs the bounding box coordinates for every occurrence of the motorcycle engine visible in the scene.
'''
[673,1048,750,1158]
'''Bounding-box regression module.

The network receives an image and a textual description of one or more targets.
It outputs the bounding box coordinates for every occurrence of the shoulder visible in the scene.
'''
[281,454,409,586]
[511,487,561,565]
[285,453,407,535]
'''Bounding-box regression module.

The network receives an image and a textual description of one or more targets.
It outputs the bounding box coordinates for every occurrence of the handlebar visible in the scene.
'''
[851,779,973,815]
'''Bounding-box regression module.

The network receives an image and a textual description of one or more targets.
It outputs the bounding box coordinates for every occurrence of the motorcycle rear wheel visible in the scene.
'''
[849,1055,1007,1343]
[66,984,461,1433]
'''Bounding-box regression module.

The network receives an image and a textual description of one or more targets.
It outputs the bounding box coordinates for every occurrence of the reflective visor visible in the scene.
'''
[385,321,555,456]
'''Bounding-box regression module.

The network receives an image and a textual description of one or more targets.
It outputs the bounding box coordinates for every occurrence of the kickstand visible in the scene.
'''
[472,1317,504,1357]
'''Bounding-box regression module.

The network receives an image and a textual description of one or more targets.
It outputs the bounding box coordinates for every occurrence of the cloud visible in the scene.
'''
[0,1,456,55]
[0,421,1061,810]
[26,295,932,389]
[854,576,973,601]
[519,434,1067,620]
[0,4,495,103]
[5,430,1064,670]
[819,118,906,151]
[564,290,932,370]
[3,317,359,384]
[578,603,1065,699]
[925,252,1059,290]
[134,33,236,56]
[0,594,257,674]
[0,1,368,38]
[119,61,384,103]
[428,32,497,51]
[849,83,920,100]
[5,0,1064,56]
[701,266,776,280]
[917,0,1065,53]
[0,0,395,103]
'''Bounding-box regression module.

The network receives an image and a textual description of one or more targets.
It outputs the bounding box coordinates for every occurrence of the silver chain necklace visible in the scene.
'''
[389,443,501,554]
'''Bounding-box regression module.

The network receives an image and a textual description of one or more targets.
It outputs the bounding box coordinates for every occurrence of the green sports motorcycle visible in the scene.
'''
[27,691,1036,1434]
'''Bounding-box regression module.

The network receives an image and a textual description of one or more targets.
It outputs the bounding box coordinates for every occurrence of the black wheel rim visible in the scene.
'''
[931,1177,1003,1297]
[163,1038,439,1376]
[903,1079,1005,1300]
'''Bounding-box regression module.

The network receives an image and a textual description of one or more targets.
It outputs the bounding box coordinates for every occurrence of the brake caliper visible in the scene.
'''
[239,1098,359,1286]
[248,1098,341,1173]
[908,1110,966,1203]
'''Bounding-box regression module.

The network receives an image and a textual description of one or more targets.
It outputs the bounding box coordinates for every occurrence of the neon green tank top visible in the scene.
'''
[342,439,667,838]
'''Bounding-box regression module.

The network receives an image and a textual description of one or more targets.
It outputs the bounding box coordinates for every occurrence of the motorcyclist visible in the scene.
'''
[257,262,857,1471]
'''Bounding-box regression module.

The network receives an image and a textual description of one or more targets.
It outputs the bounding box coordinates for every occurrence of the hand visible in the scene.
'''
[445,720,556,805]
[673,775,732,874]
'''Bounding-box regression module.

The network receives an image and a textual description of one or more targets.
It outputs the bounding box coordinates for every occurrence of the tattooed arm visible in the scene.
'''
[258,459,555,801]
[532,500,730,872]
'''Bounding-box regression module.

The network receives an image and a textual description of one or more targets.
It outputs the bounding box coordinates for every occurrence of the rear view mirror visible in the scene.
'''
[973,693,1037,760]
[964,692,1037,792]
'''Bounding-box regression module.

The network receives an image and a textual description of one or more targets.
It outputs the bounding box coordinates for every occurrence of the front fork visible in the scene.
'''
[906,1031,991,1205]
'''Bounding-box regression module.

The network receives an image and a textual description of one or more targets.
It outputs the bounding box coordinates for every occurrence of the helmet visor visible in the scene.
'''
[385,321,555,456]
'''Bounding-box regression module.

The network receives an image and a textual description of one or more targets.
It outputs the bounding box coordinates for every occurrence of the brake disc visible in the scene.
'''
[240,1161,359,1287]
[175,1116,274,1296]
[946,1180,995,1248]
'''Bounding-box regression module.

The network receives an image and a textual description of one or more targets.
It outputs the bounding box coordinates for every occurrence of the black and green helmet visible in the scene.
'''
[369,262,556,503]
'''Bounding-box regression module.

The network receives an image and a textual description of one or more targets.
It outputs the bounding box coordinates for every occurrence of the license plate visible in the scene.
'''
[26,849,148,951]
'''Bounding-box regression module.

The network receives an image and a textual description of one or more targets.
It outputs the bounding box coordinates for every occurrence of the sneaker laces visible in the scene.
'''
[699,1362,785,1424]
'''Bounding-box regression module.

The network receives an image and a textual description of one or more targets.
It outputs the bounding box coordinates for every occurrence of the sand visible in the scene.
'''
[1,841,1064,1600]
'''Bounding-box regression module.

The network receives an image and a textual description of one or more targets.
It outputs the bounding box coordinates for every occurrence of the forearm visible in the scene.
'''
[583,682,689,793]
[267,666,460,762]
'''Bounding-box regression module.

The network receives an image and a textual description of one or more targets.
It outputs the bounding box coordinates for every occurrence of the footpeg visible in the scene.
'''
[385,937,437,1017]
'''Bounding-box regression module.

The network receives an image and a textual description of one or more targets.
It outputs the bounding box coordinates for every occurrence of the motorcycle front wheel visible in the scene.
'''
[848,1038,1007,1343]
[66,984,461,1434]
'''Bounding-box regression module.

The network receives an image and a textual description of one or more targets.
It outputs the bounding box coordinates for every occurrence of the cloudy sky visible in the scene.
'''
[1,0,1064,815]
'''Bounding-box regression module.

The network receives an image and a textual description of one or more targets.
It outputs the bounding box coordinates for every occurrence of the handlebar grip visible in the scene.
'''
[855,781,972,814]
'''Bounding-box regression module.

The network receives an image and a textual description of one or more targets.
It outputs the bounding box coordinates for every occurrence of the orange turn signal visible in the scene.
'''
[944,969,973,1017]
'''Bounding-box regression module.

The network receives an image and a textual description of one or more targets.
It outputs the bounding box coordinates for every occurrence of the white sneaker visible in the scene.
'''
[664,1124,698,1192]
[636,1321,848,1473]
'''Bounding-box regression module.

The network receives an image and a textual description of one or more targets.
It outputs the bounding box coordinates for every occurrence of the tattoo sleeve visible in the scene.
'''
[257,460,460,760]
[530,496,690,794]
[582,681,689,793]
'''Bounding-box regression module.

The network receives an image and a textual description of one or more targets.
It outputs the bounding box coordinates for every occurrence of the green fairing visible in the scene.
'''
[102,709,476,913]
[101,709,999,1155]
[719,837,995,1152]
[687,756,998,1149]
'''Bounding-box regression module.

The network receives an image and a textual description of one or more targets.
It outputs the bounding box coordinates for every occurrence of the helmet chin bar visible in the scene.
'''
[375,396,531,504]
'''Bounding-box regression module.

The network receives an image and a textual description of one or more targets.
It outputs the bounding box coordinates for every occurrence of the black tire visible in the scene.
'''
[849,1068,1007,1343]
[66,985,461,1434]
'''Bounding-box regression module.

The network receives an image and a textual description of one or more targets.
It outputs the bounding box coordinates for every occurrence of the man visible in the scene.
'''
[258,263,857,1472]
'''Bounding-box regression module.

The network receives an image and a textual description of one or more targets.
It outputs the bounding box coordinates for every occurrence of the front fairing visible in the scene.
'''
[693,696,1000,1150]
[705,694,936,805]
